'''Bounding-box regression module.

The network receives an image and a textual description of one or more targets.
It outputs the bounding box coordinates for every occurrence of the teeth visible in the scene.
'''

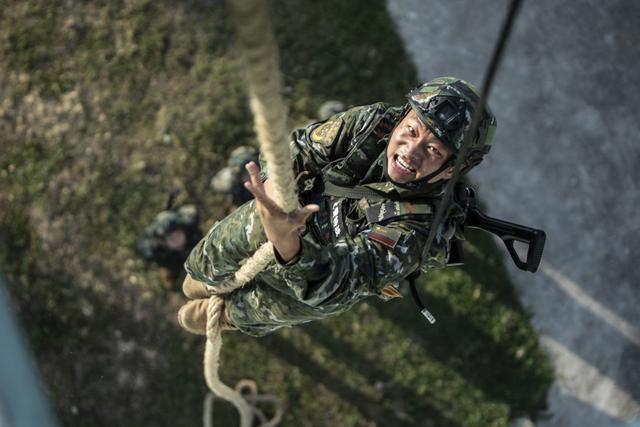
[396,156,414,172]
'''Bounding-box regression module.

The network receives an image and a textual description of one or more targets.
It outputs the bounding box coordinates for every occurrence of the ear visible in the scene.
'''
[442,166,455,180]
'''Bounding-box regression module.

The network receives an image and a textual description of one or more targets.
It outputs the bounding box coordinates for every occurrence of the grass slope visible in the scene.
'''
[0,1,552,425]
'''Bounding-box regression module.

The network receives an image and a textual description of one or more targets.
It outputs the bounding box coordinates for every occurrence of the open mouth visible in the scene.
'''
[394,154,416,175]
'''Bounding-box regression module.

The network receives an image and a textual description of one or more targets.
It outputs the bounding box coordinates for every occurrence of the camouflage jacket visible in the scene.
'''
[185,103,463,336]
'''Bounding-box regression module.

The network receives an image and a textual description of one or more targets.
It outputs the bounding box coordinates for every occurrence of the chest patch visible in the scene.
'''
[365,201,432,224]
[367,224,402,249]
[311,119,342,146]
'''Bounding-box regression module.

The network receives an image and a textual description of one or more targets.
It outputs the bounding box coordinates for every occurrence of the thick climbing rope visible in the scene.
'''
[201,0,296,426]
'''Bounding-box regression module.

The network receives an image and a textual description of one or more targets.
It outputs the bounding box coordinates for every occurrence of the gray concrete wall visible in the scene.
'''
[385,1,640,425]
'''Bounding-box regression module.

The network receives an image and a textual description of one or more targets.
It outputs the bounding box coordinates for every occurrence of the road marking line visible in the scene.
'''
[540,261,640,349]
[541,335,640,420]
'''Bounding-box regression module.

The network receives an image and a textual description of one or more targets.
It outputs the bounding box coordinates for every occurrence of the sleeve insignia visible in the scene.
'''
[380,283,403,299]
[310,119,342,146]
[367,224,402,249]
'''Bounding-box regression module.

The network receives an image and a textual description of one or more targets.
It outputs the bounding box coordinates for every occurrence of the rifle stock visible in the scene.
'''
[454,184,546,273]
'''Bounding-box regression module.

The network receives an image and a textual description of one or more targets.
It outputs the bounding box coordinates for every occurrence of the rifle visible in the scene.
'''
[448,183,546,273]
[409,183,546,324]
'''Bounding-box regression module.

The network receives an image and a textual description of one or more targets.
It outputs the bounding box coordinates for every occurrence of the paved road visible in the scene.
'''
[386,1,640,426]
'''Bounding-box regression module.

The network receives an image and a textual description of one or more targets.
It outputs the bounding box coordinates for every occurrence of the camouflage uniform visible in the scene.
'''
[185,102,464,337]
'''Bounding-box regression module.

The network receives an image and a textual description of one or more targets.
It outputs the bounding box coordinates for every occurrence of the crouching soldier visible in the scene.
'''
[211,145,260,210]
[178,77,496,336]
[135,204,203,289]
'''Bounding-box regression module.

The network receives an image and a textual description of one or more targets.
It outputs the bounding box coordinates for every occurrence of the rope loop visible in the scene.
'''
[202,380,285,427]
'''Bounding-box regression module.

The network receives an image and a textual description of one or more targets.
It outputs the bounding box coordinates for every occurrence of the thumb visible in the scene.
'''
[298,203,320,221]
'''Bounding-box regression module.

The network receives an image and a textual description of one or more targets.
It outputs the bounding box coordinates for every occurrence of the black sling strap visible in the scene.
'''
[322,179,392,201]
[413,0,523,324]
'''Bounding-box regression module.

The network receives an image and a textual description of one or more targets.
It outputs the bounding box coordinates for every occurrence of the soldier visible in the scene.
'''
[135,204,202,289]
[316,100,346,121]
[211,145,260,209]
[178,77,496,336]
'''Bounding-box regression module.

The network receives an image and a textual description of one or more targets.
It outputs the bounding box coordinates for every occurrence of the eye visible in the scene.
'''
[427,145,443,158]
[407,125,416,136]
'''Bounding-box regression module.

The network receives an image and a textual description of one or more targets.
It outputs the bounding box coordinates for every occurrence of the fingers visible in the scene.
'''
[243,161,263,197]
[244,162,282,212]
[291,203,320,226]
[245,161,262,189]
[243,162,319,229]
[298,203,320,218]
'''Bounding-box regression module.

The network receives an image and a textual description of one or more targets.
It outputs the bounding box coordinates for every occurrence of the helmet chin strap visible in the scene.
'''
[420,156,456,183]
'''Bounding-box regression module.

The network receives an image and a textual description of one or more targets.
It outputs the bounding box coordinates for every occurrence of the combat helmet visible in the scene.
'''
[227,145,259,169]
[211,145,259,193]
[406,76,497,176]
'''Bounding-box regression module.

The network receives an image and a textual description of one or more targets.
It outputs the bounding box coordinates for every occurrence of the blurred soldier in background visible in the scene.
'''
[211,145,260,209]
[135,204,202,289]
[317,100,346,121]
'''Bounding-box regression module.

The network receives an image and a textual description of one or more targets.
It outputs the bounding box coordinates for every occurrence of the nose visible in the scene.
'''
[406,130,432,161]
[408,127,438,159]
[401,142,422,167]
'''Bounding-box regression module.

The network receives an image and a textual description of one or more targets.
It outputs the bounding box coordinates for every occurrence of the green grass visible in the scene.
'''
[0,1,552,426]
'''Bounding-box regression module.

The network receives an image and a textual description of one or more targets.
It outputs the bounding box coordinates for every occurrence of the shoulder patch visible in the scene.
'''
[311,119,342,146]
[367,224,402,249]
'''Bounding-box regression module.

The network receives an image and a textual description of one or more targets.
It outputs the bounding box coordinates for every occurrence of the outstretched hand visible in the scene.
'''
[243,162,319,263]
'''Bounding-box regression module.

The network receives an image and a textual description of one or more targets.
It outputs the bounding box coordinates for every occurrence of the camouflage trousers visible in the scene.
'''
[184,200,355,337]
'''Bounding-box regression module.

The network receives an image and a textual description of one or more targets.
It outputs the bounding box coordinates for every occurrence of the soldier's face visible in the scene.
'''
[386,110,454,184]
[163,229,187,251]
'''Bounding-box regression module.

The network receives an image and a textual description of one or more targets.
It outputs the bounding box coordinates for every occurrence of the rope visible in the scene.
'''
[232,0,298,213]
[203,382,285,427]
[202,295,253,426]
[203,242,275,295]
[200,0,297,426]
